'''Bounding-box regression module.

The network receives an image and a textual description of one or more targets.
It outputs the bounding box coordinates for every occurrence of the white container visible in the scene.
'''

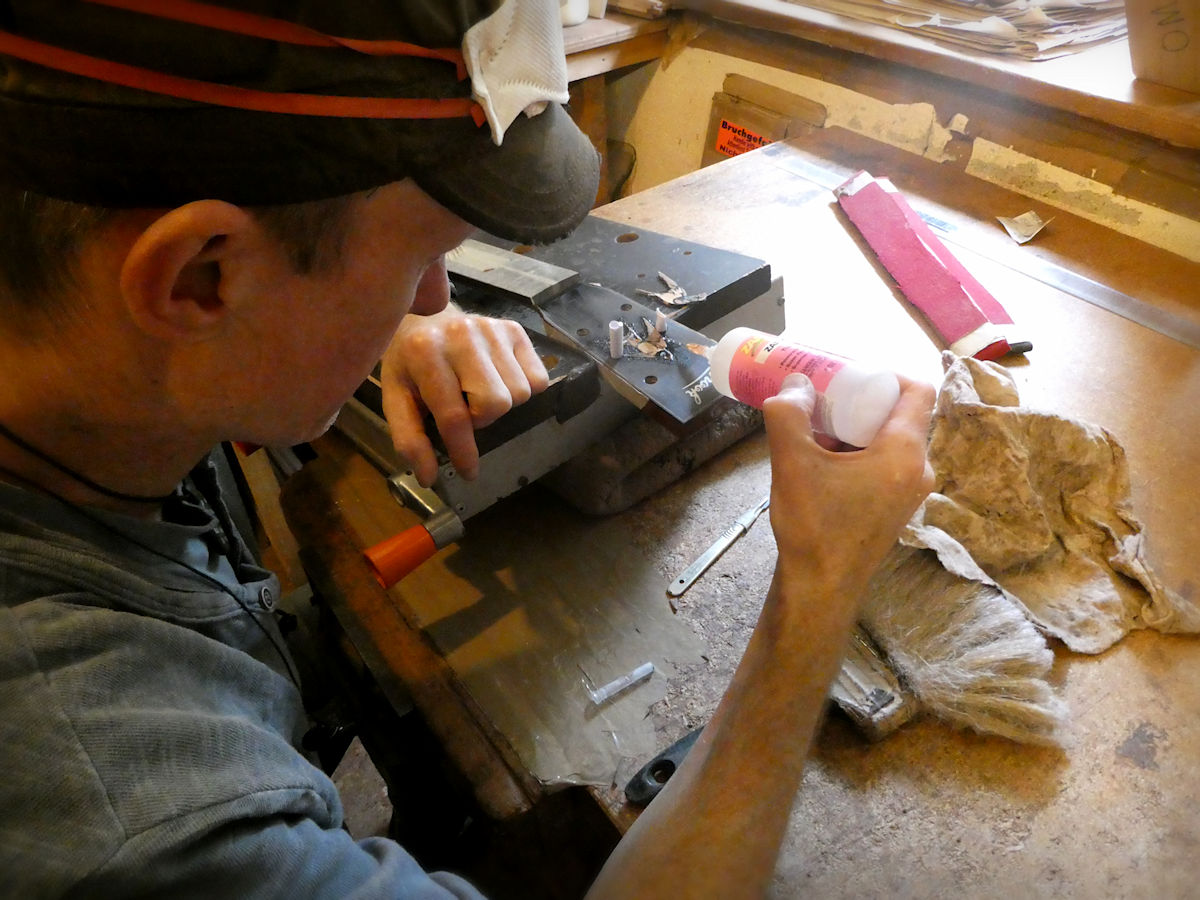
[709,327,900,447]
[560,0,588,25]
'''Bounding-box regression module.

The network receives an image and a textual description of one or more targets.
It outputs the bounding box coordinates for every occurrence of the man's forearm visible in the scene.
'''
[586,567,860,899]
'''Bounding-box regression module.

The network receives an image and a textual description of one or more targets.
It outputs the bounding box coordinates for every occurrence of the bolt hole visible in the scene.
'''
[645,375,658,385]
[649,760,676,784]
[577,328,590,338]
[616,232,639,243]
[621,303,632,311]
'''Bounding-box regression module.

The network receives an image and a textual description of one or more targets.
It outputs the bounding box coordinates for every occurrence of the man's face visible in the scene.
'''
[239,179,477,445]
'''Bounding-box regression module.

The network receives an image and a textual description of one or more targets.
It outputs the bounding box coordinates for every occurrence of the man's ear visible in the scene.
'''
[119,200,258,341]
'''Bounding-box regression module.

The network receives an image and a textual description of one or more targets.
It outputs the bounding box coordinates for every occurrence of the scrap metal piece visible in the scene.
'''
[636,270,709,307]
[446,239,579,304]
[628,315,672,360]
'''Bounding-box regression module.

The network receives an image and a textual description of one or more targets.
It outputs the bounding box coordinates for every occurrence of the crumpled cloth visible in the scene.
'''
[905,353,1200,654]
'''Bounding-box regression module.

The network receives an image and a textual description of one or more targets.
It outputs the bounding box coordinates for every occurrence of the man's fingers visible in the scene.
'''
[437,414,481,482]
[762,374,819,457]
[385,382,479,486]
[875,376,936,441]
[774,372,817,415]
[513,334,551,394]
[468,322,547,427]
[382,385,440,487]
[379,311,551,485]
[405,372,480,481]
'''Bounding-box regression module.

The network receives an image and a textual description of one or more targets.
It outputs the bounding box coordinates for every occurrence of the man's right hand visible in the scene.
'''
[763,371,935,603]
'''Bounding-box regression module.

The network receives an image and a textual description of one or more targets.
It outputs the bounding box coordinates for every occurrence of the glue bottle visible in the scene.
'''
[708,327,900,447]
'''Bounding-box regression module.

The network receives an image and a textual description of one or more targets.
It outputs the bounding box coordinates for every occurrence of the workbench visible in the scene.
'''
[279,130,1200,896]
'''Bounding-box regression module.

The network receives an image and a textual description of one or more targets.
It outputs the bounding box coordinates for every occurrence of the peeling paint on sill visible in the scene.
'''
[968,139,1200,264]
[829,100,956,163]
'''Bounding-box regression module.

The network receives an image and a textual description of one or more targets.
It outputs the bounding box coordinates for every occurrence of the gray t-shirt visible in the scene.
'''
[0,452,482,898]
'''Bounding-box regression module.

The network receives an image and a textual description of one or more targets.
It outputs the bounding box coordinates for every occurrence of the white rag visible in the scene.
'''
[463,0,571,145]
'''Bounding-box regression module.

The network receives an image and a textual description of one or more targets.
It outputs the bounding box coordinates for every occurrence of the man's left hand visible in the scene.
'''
[380,307,549,487]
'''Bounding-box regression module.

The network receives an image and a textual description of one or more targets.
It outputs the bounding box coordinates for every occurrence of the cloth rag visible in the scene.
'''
[862,353,1199,743]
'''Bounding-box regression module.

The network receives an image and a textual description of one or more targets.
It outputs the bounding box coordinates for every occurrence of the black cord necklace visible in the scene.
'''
[0,418,176,504]
[0,461,301,690]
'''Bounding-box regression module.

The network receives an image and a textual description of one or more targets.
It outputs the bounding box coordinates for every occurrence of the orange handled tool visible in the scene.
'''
[363,525,437,588]
[362,472,464,589]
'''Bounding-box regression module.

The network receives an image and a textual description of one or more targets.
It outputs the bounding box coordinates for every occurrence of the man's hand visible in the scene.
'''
[380,306,549,486]
[764,371,935,604]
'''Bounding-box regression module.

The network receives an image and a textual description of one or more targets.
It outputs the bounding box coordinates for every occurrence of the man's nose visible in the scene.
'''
[410,257,452,317]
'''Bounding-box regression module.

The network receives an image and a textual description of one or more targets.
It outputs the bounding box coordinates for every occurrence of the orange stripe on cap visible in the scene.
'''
[82,0,469,79]
[0,28,483,121]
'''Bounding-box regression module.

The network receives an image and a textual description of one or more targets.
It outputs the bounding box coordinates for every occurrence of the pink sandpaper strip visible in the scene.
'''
[835,174,1008,343]
[885,181,1013,326]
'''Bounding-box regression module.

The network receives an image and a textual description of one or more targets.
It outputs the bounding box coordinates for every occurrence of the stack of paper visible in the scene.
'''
[782,0,1126,59]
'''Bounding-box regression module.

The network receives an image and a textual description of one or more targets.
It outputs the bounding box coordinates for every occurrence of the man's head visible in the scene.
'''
[0,1,598,451]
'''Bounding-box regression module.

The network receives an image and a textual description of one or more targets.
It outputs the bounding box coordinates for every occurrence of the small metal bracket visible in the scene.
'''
[385,471,464,548]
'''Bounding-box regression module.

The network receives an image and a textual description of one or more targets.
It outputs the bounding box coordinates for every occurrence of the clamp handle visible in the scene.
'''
[362,472,466,588]
[363,525,437,589]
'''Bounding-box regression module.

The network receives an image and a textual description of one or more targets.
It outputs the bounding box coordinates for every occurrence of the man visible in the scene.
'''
[0,2,934,897]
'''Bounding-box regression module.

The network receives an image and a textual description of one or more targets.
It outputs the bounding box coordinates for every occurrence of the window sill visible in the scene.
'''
[692,0,1200,150]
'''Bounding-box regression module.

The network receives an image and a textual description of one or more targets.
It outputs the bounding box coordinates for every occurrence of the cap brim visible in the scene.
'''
[412,103,599,245]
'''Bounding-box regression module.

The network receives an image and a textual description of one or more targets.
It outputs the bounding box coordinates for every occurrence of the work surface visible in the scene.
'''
[283,139,1200,897]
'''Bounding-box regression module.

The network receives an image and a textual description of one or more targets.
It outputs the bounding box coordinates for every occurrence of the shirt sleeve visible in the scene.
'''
[72,797,487,899]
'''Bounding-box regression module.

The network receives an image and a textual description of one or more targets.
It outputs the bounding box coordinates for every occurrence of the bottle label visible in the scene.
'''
[726,334,847,410]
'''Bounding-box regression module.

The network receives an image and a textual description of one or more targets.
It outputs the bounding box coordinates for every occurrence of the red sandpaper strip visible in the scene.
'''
[835,172,1012,358]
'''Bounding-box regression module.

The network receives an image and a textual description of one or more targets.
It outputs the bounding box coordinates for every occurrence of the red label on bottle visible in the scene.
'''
[727,336,846,408]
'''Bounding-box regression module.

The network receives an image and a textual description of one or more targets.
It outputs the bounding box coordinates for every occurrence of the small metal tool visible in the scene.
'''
[667,494,770,597]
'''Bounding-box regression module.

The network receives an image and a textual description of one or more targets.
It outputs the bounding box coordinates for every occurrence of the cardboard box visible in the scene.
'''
[701,74,827,168]
[1126,0,1200,94]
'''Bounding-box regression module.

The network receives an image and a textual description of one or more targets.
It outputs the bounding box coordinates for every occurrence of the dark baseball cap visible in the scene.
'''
[0,0,600,244]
